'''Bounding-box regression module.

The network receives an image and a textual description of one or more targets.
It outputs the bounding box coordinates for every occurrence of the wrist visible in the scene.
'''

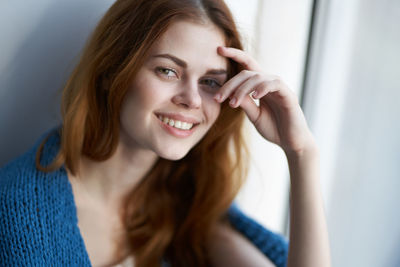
[285,140,319,161]
[285,142,320,185]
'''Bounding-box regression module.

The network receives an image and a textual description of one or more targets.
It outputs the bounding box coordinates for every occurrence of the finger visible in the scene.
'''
[238,95,260,123]
[217,46,260,71]
[251,79,281,100]
[233,77,287,108]
[259,80,299,110]
[229,73,264,108]
[240,95,279,136]
[214,70,255,103]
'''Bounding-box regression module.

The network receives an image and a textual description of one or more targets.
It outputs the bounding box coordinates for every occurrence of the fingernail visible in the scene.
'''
[229,97,237,106]
[219,46,228,52]
[214,93,222,102]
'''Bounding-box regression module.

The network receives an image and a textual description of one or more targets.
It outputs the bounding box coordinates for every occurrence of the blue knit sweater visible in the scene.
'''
[0,127,288,266]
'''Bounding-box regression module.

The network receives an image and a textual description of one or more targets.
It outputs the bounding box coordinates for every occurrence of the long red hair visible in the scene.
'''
[36,0,249,266]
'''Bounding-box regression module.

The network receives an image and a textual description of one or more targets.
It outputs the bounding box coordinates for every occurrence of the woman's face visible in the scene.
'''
[119,20,228,160]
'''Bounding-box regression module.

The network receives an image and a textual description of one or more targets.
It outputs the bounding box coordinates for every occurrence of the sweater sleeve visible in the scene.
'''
[0,128,91,267]
[227,203,288,267]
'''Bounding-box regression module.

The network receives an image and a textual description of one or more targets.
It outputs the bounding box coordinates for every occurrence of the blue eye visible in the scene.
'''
[156,67,178,79]
[201,78,221,89]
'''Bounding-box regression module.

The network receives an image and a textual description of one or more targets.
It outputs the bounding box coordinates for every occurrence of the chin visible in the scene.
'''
[156,147,191,161]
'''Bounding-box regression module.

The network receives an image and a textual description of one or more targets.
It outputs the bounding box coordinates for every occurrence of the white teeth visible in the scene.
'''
[157,115,195,130]
[186,122,194,129]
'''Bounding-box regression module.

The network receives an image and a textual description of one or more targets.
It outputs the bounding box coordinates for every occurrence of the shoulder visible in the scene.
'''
[0,126,61,201]
[0,126,61,235]
[0,126,68,214]
[227,203,288,267]
[0,126,88,265]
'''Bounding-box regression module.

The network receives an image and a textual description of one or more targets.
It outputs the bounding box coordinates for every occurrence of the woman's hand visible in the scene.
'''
[215,46,316,156]
[214,48,331,267]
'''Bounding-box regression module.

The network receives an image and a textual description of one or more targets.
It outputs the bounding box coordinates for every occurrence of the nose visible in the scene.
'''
[171,80,202,109]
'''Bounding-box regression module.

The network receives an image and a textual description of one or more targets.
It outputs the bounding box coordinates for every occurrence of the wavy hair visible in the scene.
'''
[36,0,249,266]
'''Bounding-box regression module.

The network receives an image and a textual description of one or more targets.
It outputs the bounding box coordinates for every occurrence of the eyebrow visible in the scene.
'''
[152,53,227,76]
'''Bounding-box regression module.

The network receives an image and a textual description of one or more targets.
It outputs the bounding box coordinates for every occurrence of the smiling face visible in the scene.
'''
[119,20,228,160]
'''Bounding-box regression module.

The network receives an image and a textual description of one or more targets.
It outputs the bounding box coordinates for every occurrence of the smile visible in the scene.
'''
[156,114,200,138]
[157,115,194,130]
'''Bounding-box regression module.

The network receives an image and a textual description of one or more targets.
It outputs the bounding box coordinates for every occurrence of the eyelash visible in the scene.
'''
[200,78,222,89]
[156,67,222,90]
[156,67,178,79]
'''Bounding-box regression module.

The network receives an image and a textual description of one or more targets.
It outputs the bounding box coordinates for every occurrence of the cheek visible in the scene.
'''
[203,95,221,124]
[134,78,159,103]
[128,75,169,112]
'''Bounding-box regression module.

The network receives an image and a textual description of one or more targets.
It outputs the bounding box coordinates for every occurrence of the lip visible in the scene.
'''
[156,114,198,138]
[154,112,202,124]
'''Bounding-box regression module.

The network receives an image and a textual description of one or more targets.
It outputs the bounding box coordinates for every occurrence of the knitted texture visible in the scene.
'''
[227,203,288,267]
[0,127,90,266]
[0,127,288,266]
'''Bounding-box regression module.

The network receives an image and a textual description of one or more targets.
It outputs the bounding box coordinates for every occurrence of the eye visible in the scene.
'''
[200,78,221,90]
[156,67,178,79]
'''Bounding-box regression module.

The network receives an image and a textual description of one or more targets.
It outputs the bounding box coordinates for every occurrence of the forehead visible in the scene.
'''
[148,20,228,70]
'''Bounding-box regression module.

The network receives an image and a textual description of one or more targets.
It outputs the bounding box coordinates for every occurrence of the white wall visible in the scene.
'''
[303,0,400,266]
[0,0,113,165]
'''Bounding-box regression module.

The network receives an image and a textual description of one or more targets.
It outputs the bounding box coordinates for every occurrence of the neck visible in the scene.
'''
[69,139,159,211]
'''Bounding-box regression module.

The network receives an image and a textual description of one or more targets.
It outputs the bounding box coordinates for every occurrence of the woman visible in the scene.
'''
[0,0,330,266]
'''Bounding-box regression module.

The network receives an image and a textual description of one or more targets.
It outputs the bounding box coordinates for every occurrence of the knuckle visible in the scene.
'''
[243,58,251,67]
[259,81,269,90]
[271,78,282,88]
[240,69,250,76]
[253,73,262,80]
